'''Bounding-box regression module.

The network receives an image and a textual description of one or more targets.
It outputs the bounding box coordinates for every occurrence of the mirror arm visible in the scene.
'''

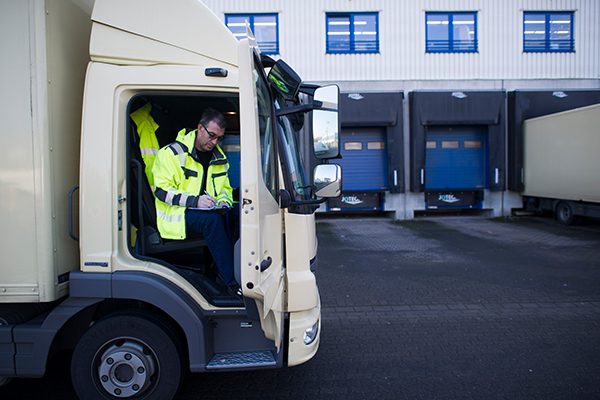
[275,101,323,117]
[261,54,276,68]
[289,197,328,207]
[279,189,328,209]
[298,83,320,96]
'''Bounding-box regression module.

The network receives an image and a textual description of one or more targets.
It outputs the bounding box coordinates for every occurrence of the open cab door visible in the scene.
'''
[238,36,285,349]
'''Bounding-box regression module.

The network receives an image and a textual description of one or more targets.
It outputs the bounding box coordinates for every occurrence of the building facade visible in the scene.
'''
[203,0,600,219]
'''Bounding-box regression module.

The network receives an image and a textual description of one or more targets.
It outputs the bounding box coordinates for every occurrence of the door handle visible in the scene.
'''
[260,257,272,272]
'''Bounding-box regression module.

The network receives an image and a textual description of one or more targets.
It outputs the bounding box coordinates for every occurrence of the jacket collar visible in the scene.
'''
[177,128,227,163]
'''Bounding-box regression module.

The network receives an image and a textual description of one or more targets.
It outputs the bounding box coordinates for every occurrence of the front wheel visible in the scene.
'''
[71,311,183,400]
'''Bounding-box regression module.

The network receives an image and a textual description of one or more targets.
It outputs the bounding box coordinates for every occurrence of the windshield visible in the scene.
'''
[275,97,309,200]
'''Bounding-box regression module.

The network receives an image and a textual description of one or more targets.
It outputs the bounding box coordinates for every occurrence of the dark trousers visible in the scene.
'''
[186,209,235,286]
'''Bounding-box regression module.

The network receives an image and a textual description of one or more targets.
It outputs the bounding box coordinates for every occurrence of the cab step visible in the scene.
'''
[206,350,276,370]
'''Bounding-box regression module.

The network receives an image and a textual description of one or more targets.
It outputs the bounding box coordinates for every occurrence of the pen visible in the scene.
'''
[204,190,229,209]
[204,190,219,207]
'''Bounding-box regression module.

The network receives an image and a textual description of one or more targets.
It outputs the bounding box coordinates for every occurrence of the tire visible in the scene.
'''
[556,202,580,226]
[0,377,13,386]
[71,310,183,400]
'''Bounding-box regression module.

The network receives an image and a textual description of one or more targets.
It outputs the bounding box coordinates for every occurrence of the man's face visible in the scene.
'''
[195,120,225,152]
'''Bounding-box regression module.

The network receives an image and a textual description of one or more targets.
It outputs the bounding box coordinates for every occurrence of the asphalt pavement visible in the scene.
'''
[2,215,599,399]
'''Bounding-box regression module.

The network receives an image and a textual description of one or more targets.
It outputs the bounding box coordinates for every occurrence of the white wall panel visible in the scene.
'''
[203,0,599,83]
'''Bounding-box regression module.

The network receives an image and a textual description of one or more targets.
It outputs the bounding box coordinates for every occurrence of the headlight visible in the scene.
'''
[303,321,319,345]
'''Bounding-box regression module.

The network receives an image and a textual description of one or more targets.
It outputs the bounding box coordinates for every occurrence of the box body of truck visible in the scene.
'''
[522,103,600,224]
[0,0,90,304]
[0,0,341,397]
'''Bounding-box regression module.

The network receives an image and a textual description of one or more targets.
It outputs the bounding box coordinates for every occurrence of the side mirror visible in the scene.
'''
[312,85,340,159]
[313,164,342,198]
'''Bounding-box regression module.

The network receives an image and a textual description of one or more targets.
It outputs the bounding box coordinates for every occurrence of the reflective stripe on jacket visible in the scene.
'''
[152,128,233,240]
[130,102,160,188]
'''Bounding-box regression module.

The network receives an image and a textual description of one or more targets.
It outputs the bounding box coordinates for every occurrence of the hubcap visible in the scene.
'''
[97,338,157,398]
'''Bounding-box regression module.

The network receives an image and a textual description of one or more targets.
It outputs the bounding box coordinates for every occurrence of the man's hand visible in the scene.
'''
[217,201,229,209]
[197,194,217,209]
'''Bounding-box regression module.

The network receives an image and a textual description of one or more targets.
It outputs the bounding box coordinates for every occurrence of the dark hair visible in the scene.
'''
[199,108,227,130]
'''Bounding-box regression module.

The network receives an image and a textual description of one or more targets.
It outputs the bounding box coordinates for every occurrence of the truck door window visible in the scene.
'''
[253,60,277,200]
[275,99,309,197]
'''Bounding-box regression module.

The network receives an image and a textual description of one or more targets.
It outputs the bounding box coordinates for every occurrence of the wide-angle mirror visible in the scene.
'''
[313,164,342,198]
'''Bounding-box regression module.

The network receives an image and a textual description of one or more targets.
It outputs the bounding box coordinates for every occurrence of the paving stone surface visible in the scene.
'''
[2,215,599,399]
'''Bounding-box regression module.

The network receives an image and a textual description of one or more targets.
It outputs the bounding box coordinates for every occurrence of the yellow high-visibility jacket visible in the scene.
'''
[152,128,232,240]
[130,102,160,188]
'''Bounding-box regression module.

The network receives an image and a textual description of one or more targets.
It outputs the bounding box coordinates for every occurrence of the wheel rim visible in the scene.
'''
[559,205,571,220]
[95,337,158,398]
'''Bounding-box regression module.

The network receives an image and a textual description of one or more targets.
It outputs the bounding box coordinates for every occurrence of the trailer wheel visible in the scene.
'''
[556,202,580,226]
[71,310,183,400]
[0,377,13,386]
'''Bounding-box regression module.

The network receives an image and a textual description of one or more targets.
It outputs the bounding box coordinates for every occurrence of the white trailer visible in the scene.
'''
[521,103,600,225]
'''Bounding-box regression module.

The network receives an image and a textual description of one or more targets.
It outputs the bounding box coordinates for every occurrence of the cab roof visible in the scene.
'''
[90,0,238,67]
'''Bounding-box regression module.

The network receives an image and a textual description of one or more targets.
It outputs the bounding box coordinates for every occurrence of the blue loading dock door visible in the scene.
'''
[328,128,389,211]
[425,127,487,208]
[338,128,389,191]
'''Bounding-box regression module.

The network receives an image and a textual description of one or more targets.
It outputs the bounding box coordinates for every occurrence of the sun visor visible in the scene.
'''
[90,0,238,67]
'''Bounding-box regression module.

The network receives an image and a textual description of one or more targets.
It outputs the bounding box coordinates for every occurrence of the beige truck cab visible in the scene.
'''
[0,1,341,398]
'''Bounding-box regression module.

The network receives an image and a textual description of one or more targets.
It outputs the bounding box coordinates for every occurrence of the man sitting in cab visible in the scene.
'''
[152,108,240,296]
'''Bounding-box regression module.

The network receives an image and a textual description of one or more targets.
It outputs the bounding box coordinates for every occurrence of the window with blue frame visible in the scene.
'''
[326,13,379,54]
[523,12,574,52]
[426,12,477,53]
[225,14,279,55]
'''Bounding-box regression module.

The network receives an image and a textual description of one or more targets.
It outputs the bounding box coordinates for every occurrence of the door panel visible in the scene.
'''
[238,37,285,349]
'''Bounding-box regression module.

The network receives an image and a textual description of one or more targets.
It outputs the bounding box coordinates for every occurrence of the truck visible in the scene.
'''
[0,0,342,398]
[521,103,600,225]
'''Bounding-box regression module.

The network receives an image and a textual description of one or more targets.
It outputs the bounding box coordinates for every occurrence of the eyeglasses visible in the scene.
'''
[200,124,225,142]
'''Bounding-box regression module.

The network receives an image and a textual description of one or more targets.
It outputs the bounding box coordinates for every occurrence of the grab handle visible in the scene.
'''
[69,185,80,242]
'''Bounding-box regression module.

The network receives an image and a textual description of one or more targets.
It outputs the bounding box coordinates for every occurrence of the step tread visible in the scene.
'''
[207,350,276,370]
